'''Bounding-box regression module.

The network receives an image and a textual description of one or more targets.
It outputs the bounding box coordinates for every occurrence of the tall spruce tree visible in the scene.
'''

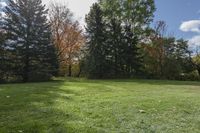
[122,24,142,76]
[107,18,124,77]
[0,7,7,82]
[107,19,142,77]
[85,3,108,78]
[0,30,5,82]
[2,0,58,82]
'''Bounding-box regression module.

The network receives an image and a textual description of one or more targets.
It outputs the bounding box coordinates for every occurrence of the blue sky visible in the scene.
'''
[154,0,200,47]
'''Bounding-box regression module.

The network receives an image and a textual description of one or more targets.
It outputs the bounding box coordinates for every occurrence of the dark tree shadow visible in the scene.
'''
[102,79,200,86]
[0,78,199,132]
[0,80,79,133]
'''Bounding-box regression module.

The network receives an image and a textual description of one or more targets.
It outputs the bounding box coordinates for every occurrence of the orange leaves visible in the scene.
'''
[49,3,85,75]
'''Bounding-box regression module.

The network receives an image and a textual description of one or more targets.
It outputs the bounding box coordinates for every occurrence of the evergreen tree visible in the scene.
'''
[108,20,142,77]
[0,31,5,82]
[2,0,58,82]
[85,3,108,78]
[122,24,142,77]
[107,18,123,77]
[0,9,6,82]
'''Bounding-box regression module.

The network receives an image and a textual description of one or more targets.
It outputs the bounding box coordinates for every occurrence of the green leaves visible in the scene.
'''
[99,0,155,32]
[85,1,147,78]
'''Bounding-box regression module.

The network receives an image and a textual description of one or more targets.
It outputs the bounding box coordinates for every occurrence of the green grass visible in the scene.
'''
[0,79,200,133]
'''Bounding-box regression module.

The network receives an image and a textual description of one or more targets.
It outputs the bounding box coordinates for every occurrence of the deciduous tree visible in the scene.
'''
[49,3,85,77]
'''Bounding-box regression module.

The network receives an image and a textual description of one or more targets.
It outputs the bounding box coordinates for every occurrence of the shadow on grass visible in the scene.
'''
[58,77,200,87]
[111,79,200,86]
[0,78,199,132]
[0,80,79,133]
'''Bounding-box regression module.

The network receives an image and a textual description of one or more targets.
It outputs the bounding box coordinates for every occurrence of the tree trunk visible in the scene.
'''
[23,56,29,82]
[197,66,200,77]
[68,64,72,77]
[23,21,31,82]
[77,63,82,77]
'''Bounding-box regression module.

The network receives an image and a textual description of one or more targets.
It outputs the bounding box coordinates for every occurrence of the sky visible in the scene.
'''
[154,0,200,47]
[42,0,97,26]
[1,0,200,47]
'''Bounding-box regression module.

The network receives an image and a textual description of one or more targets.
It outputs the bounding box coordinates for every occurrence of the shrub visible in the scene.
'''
[28,72,52,82]
[179,71,200,81]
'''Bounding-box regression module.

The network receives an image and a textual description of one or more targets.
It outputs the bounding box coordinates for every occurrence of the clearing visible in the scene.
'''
[0,79,200,133]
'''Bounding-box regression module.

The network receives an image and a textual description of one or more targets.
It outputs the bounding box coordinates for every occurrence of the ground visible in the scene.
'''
[0,79,200,133]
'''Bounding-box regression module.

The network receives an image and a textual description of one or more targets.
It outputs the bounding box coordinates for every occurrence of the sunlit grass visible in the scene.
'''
[0,79,200,132]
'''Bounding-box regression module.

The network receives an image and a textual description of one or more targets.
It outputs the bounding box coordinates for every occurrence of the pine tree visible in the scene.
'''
[107,20,142,77]
[107,18,124,77]
[2,0,58,82]
[85,3,108,78]
[0,30,5,82]
[0,5,6,82]
[122,24,142,77]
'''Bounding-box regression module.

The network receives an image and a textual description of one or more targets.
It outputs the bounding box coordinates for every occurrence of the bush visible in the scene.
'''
[28,72,52,82]
[179,71,200,81]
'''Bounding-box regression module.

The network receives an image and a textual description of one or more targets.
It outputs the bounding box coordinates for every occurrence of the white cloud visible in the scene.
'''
[189,35,200,47]
[42,0,97,26]
[180,20,200,48]
[0,2,7,7]
[180,20,200,33]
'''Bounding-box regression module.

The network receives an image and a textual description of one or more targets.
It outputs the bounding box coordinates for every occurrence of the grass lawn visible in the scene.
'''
[0,79,200,133]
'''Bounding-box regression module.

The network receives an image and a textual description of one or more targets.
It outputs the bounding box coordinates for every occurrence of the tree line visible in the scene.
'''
[0,0,200,83]
[84,0,200,80]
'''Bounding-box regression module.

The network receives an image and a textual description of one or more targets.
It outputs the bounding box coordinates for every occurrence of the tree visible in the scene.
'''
[0,5,10,82]
[142,21,169,78]
[85,3,108,78]
[99,0,155,35]
[122,24,142,76]
[49,3,85,77]
[99,0,155,77]
[2,0,58,82]
[162,38,193,79]
[107,18,123,77]
[85,0,155,78]
[107,19,142,77]
[60,22,85,77]
[0,29,6,82]
[142,21,194,80]
[192,47,200,76]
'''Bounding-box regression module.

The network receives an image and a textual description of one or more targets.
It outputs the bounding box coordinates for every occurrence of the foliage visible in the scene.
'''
[85,3,108,78]
[192,47,200,76]
[0,30,6,82]
[85,1,155,79]
[0,1,199,81]
[49,3,85,77]
[142,21,195,80]
[1,0,58,82]
[99,0,155,35]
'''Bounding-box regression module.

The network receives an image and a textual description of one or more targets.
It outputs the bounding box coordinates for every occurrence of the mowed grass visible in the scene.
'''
[0,79,200,133]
